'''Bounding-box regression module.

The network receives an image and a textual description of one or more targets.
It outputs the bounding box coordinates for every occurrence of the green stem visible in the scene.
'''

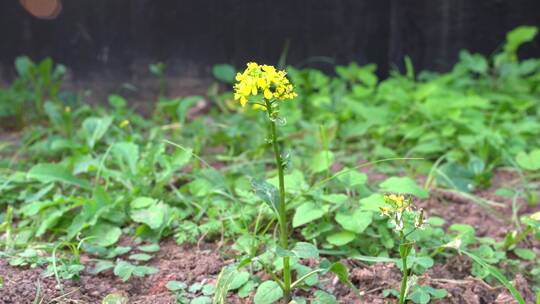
[399,231,408,304]
[266,100,291,302]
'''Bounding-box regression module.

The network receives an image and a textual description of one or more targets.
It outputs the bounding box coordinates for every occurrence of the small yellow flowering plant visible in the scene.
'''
[214,63,355,304]
[381,194,426,304]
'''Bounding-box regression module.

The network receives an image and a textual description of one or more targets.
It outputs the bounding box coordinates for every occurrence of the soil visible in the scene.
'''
[0,171,538,304]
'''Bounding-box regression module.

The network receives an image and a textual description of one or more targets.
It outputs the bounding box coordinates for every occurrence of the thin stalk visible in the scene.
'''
[266,99,291,302]
[399,231,408,304]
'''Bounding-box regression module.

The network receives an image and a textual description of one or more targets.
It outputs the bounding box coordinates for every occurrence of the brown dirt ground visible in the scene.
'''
[0,171,538,304]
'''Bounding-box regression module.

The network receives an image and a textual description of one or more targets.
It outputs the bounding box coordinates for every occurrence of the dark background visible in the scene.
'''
[1,0,540,83]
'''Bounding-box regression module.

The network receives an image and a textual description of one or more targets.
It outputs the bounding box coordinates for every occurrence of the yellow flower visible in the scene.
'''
[233,62,297,109]
[119,119,130,128]
[379,206,392,217]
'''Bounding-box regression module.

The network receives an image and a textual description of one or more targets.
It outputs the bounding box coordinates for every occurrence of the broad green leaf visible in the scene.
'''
[112,142,139,174]
[202,284,215,296]
[86,222,121,247]
[295,264,318,286]
[213,265,237,304]
[89,260,114,274]
[336,168,368,187]
[320,194,348,205]
[114,260,135,282]
[335,209,372,234]
[379,176,428,199]
[15,56,32,78]
[291,242,319,259]
[252,179,279,212]
[254,281,283,304]
[504,26,538,61]
[128,253,153,261]
[132,265,158,277]
[212,64,236,84]
[293,202,326,227]
[130,202,167,230]
[358,194,385,212]
[108,94,127,108]
[191,296,212,304]
[166,280,187,291]
[309,150,335,173]
[408,285,431,304]
[138,243,160,252]
[229,271,250,290]
[81,116,113,149]
[268,170,308,193]
[238,281,255,298]
[312,290,337,304]
[513,248,536,261]
[27,163,91,189]
[130,197,157,209]
[516,150,540,171]
[326,231,356,246]
[102,293,129,304]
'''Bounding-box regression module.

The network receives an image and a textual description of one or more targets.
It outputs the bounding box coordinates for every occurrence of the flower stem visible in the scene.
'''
[399,231,408,304]
[266,100,291,302]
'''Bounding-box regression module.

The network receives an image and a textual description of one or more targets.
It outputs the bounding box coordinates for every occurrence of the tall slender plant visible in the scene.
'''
[214,62,355,304]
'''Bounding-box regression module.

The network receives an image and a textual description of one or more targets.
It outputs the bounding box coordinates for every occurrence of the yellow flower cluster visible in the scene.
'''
[381,194,425,231]
[233,62,297,107]
[383,194,412,214]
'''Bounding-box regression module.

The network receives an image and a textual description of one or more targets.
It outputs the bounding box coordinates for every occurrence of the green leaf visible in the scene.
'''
[202,284,215,296]
[326,231,356,246]
[335,209,372,234]
[102,292,129,304]
[504,26,538,60]
[191,296,212,304]
[408,285,431,304]
[108,94,127,108]
[291,242,319,259]
[130,197,157,209]
[212,64,236,84]
[358,194,385,212]
[114,260,135,282]
[293,202,327,227]
[138,243,160,253]
[309,150,335,173]
[336,168,368,187]
[15,56,33,78]
[86,222,122,247]
[238,281,255,298]
[128,253,153,261]
[81,116,113,149]
[229,271,250,290]
[268,170,308,193]
[513,248,536,261]
[132,265,159,277]
[312,290,337,304]
[89,260,114,274]
[254,281,283,304]
[27,163,91,189]
[516,150,540,171]
[166,280,187,291]
[252,179,279,213]
[379,176,429,199]
[111,142,139,174]
[327,262,350,285]
[213,265,239,303]
[130,202,167,230]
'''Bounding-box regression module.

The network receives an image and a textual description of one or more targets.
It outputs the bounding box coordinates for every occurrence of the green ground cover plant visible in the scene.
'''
[0,26,539,303]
